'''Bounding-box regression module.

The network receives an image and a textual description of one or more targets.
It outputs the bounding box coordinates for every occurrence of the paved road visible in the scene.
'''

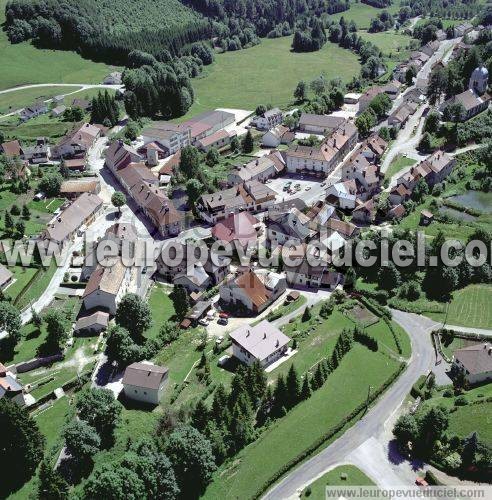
[263,309,438,499]
[0,83,123,95]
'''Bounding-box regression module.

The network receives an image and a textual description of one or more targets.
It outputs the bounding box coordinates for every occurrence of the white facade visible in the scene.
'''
[231,340,287,367]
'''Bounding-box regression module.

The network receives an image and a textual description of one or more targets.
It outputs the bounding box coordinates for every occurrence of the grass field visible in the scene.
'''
[301,465,375,498]
[447,402,492,446]
[359,31,412,56]
[384,155,417,180]
[179,36,360,119]
[329,2,401,30]
[0,0,118,91]
[202,344,402,499]
[426,284,492,329]
[0,86,84,114]
[145,283,177,339]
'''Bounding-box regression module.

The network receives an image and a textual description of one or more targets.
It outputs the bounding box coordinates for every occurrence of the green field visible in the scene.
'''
[0,0,118,91]
[426,284,492,329]
[329,2,401,30]
[301,465,375,498]
[202,344,402,499]
[384,155,417,180]
[447,402,492,446]
[179,36,361,118]
[145,283,177,339]
[359,31,412,56]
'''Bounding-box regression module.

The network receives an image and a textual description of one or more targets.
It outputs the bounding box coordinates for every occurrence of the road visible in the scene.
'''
[263,309,439,499]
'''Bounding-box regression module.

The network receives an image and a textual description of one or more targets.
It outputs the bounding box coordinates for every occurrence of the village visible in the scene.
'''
[0,9,491,500]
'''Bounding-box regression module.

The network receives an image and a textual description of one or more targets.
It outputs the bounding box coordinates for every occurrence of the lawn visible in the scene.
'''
[301,465,375,498]
[384,154,417,180]
[14,261,58,310]
[0,86,82,114]
[329,2,402,30]
[178,36,360,119]
[426,284,492,330]
[0,0,118,91]
[3,265,38,301]
[145,283,177,339]
[447,402,492,447]
[202,344,402,499]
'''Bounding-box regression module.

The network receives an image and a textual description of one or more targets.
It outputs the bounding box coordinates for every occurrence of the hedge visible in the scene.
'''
[357,295,391,320]
[424,470,443,485]
[383,317,403,355]
[410,374,428,399]
[252,362,406,499]
[358,288,388,305]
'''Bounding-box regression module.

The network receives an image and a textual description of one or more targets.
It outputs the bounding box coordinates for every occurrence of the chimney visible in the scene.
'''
[246,330,250,337]
[263,332,266,339]
[276,340,279,347]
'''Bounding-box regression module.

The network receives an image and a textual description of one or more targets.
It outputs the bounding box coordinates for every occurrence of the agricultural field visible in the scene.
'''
[426,284,492,329]
[179,36,361,119]
[301,465,375,498]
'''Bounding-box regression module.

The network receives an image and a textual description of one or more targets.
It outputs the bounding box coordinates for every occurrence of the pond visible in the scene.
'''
[448,191,492,214]
[439,207,477,222]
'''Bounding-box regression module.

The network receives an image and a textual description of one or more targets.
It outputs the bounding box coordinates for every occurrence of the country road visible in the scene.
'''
[0,83,123,95]
[262,309,449,499]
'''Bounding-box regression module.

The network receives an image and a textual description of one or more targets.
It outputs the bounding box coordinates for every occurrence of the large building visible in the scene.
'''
[229,320,290,368]
[227,152,285,185]
[298,113,345,135]
[52,123,100,159]
[141,122,191,156]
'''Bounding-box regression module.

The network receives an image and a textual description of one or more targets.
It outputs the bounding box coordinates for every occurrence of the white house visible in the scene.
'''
[229,320,290,368]
[261,125,293,148]
[0,362,27,406]
[255,108,283,130]
[141,121,192,156]
[326,180,358,210]
[122,362,169,404]
[453,343,492,385]
[82,260,132,315]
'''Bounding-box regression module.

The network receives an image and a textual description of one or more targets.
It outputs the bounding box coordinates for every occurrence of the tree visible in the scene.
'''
[44,308,69,352]
[39,172,63,197]
[405,66,417,86]
[420,406,449,446]
[300,376,311,400]
[106,325,142,366]
[412,178,429,203]
[4,211,14,234]
[165,425,216,498]
[0,301,21,344]
[0,399,44,494]
[115,293,152,339]
[393,414,419,448]
[22,203,30,219]
[124,119,140,141]
[31,307,42,328]
[91,90,119,126]
[62,106,84,122]
[83,463,146,499]
[285,364,300,408]
[205,147,220,166]
[10,204,20,216]
[111,191,126,214]
[242,130,254,153]
[230,136,239,152]
[169,284,190,320]
[16,220,25,237]
[443,102,466,123]
[76,388,121,446]
[355,111,377,137]
[378,262,401,290]
[368,93,392,119]
[424,111,440,133]
[63,419,101,464]
[294,81,307,102]
[179,145,201,179]
[38,459,69,500]
[186,178,204,208]
[301,305,312,322]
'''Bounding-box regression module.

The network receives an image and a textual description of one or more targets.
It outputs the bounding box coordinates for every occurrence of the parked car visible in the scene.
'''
[219,312,229,319]
[217,317,228,326]
[305,186,311,191]
[198,318,208,326]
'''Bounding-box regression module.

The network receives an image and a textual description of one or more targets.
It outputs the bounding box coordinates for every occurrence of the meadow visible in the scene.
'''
[0,0,118,91]
[329,2,402,30]
[178,36,360,119]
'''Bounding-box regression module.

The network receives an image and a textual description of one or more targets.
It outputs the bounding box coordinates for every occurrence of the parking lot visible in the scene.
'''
[267,175,327,204]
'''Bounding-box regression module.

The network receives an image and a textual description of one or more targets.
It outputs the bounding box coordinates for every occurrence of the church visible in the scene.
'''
[440,64,490,121]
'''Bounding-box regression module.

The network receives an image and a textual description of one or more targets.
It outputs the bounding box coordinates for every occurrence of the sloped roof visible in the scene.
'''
[83,260,127,298]
[1,140,22,157]
[454,343,492,375]
[212,211,258,246]
[123,362,168,389]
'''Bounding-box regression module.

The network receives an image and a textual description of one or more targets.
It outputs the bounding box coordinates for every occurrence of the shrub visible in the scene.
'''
[454,395,468,406]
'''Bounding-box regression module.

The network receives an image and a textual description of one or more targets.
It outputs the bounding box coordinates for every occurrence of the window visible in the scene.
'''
[144,391,147,395]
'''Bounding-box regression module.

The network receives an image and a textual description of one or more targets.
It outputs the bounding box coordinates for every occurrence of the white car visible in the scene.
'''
[305,186,311,191]
[198,318,208,326]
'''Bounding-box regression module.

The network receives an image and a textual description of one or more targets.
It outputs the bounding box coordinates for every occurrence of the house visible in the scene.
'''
[103,72,122,85]
[352,198,377,224]
[389,183,412,205]
[387,204,406,220]
[0,363,27,406]
[341,151,381,199]
[211,212,259,249]
[255,108,283,130]
[114,162,185,237]
[220,269,286,315]
[266,208,315,247]
[71,98,91,112]
[20,102,48,121]
[360,133,388,162]
[103,222,138,253]
[41,192,103,244]
[326,180,358,210]
[60,179,101,200]
[180,110,235,142]
[0,140,22,158]
[21,138,49,164]
[454,22,473,38]
[122,362,169,404]
[82,259,132,315]
[196,129,236,152]
[452,342,492,385]
[229,320,290,368]
[141,122,191,156]
[358,87,384,112]
[381,81,403,100]
[74,311,109,335]
[197,180,276,224]
[0,263,13,290]
[284,260,344,289]
[52,123,100,159]
[440,89,490,121]
[227,151,285,184]
[51,105,67,117]
[388,101,419,129]
[261,125,294,148]
[305,201,337,230]
[298,113,345,134]
[173,264,211,294]
[105,140,144,172]
[397,151,455,189]
[421,40,440,58]
[326,218,359,240]
[420,209,434,226]
[286,121,358,176]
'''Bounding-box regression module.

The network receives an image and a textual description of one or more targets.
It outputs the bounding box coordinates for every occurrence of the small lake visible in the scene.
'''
[448,191,492,214]
[439,207,477,222]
